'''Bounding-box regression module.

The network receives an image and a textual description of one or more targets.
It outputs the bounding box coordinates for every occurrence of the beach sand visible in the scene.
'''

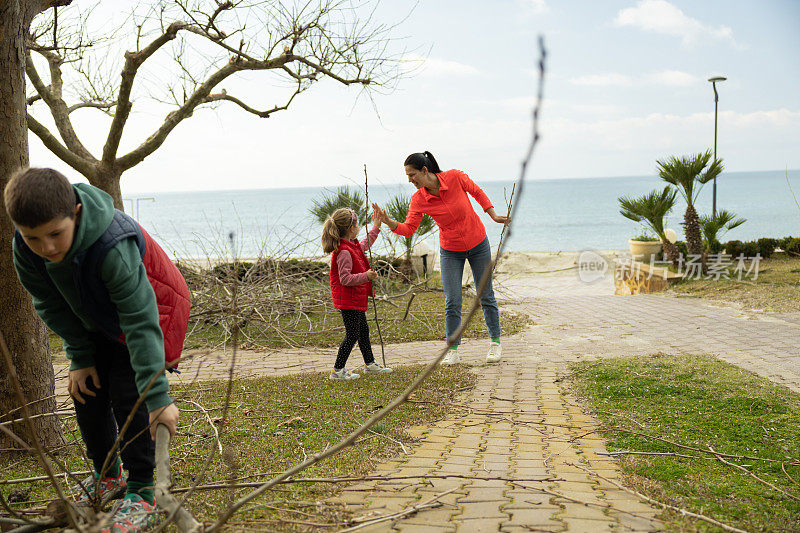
[489,250,624,299]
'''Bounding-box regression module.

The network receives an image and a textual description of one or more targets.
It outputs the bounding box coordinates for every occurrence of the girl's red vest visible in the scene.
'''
[330,239,373,311]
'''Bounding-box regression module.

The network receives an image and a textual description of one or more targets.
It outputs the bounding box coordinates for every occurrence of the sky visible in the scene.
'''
[26,0,800,194]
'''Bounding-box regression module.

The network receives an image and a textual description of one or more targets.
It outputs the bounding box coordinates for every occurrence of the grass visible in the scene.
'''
[571,353,800,532]
[0,364,475,530]
[671,251,800,313]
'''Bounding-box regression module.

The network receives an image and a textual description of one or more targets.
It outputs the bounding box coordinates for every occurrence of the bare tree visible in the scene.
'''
[25,0,403,208]
[0,0,69,450]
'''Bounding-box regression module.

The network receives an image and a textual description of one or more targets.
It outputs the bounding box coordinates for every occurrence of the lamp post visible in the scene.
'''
[708,75,726,216]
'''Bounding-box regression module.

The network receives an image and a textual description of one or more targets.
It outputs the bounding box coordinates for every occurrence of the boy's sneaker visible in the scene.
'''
[101,493,159,533]
[486,342,502,363]
[329,368,360,380]
[364,362,393,373]
[441,349,460,365]
[70,471,127,507]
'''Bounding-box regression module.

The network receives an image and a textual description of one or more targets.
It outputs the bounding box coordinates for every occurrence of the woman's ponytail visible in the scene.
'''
[404,151,442,174]
[422,151,442,173]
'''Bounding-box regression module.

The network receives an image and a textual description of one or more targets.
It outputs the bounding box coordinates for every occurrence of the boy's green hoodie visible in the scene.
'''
[12,183,171,411]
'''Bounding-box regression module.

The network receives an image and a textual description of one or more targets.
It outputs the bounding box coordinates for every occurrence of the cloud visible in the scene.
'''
[570,73,633,87]
[570,70,698,87]
[614,0,736,48]
[408,55,480,77]
[520,0,548,15]
[644,70,697,87]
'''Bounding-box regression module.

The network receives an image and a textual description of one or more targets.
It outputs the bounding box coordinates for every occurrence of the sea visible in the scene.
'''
[123,170,800,260]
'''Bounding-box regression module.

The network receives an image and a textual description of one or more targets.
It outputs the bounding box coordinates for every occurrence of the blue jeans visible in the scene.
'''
[439,237,501,345]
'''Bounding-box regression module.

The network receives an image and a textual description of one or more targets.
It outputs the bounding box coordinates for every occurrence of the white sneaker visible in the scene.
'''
[486,342,502,363]
[329,368,360,380]
[365,362,393,373]
[442,349,460,365]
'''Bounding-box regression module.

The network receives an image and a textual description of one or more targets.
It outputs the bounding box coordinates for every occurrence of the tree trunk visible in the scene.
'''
[683,204,704,257]
[92,167,125,210]
[662,241,681,267]
[0,0,65,449]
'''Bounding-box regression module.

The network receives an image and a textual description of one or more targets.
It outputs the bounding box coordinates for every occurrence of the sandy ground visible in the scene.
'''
[486,250,624,300]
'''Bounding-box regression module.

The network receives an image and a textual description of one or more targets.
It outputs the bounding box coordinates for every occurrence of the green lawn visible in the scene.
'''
[571,353,800,532]
[671,252,800,313]
[1,364,474,530]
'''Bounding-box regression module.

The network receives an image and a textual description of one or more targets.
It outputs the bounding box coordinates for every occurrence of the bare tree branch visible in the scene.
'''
[26,113,96,178]
[202,84,304,118]
[102,21,187,165]
[25,50,96,161]
[67,100,117,114]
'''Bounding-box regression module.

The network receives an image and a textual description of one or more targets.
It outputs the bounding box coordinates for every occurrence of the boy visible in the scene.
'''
[4,168,190,533]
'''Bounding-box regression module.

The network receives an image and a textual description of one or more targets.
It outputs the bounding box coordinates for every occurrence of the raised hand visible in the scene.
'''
[371,202,383,228]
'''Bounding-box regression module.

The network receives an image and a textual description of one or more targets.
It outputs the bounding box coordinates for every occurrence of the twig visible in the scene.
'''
[154,424,202,533]
[0,471,92,486]
[0,331,82,531]
[785,166,800,217]
[169,473,558,493]
[606,427,800,466]
[599,451,701,460]
[181,399,223,454]
[709,447,800,502]
[570,462,750,533]
[364,163,387,367]
[340,488,456,531]
[401,292,416,321]
[367,429,408,454]
[782,462,799,486]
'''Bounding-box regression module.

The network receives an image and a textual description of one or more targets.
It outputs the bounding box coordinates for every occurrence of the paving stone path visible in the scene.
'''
[50,272,800,530]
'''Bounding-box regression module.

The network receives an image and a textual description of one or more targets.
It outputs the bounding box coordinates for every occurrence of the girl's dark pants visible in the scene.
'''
[335,309,375,370]
[73,334,155,484]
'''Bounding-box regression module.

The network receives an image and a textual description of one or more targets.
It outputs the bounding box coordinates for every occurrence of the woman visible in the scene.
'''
[378,151,508,364]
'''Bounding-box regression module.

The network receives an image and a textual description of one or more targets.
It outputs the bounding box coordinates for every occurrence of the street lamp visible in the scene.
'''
[708,75,726,216]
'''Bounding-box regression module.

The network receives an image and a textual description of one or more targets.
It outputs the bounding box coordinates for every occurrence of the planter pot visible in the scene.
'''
[628,239,663,263]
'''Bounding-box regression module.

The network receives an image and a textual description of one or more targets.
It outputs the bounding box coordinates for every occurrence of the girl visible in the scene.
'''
[322,205,393,380]
[378,151,509,365]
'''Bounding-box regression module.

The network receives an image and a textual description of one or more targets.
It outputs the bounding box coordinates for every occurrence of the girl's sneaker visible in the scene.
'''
[101,493,159,533]
[70,470,127,507]
[364,362,393,373]
[329,368,360,380]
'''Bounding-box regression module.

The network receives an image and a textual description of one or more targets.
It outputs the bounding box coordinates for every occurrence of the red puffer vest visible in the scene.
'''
[330,239,372,311]
[139,226,191,369]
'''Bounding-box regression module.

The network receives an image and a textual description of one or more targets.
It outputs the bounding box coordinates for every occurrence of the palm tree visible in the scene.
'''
[701,209,746,253]
[385,193,435,263]
[619,187,681,265]
[656,150,724,258]
[309,186,369,226]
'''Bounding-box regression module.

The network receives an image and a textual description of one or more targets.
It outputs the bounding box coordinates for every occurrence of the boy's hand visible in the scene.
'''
[366,269,378,280]
[149,402,179,441]
[68,367,100,404]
